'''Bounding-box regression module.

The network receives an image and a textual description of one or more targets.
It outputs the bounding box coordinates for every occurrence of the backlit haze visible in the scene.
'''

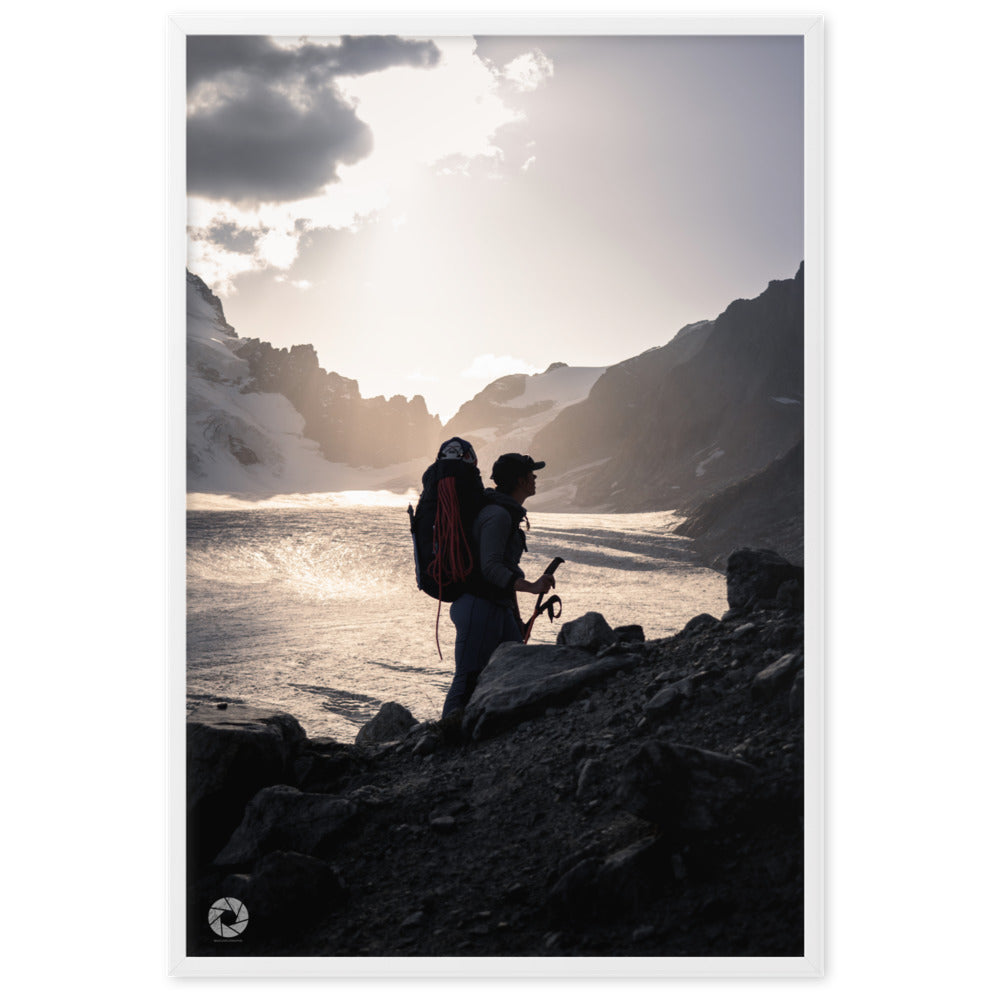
[187,34,803,422]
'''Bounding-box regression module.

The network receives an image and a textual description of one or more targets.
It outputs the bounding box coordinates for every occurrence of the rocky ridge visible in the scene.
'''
[530,264,804,513]
[186,549,805,958]
[186,269,442,483]
[675,441,805,569]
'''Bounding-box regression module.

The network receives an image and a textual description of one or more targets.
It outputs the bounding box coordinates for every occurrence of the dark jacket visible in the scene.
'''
[466,489,527,607]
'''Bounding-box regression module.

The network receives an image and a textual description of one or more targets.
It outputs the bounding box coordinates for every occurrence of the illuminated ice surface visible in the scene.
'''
[186,499,727,741]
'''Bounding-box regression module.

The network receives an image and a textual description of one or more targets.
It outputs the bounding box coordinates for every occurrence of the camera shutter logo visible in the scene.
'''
[208,897,249,938]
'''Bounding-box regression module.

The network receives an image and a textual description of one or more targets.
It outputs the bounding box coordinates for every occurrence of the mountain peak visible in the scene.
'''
[186,270,237,338]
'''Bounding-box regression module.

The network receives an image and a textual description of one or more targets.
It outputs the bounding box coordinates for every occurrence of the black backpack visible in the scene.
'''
[407,440,487,603]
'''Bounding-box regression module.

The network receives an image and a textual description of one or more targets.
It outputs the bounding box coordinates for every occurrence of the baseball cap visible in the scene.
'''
[491,453,546,484]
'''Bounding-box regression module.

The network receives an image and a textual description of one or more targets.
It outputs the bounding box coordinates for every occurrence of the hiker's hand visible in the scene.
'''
[515,574,555,596]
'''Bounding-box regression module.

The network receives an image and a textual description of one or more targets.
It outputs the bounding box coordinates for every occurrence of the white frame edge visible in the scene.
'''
[166,13,825,979]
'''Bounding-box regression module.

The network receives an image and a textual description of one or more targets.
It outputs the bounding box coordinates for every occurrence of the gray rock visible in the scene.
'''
[413,734,440,757]
[355,702,419,745]
[776,577,804,611]
[643,677,693,719]
[613,625,646,644]
[548,836,665,918]
[187,704,307,863]
[595,641,628,659]
[726,548,804,611]
[617,741,757,831]
[293,742,368,794]
[643,670,715,721]
[214,785,357,865]
[789,669,805,716]
[462,643,641,741]
[751,653,804,701]
[679,613,719,636]
[575,758,603,800]
[556,611,617,651]
[347,785,391,808]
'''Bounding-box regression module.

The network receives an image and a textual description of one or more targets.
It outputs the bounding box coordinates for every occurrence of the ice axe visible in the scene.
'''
[522,556,564,643]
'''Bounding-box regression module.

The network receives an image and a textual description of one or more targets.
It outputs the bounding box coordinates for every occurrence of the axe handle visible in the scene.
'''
[542,556,565,577]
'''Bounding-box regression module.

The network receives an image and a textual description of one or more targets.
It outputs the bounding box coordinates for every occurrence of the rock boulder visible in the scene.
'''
[613,625,646,644]
[556,612,616,651]
[187,704,307,864]
[463,643,642,741]
[617,740,758,832]
[789,669,805,716]
[751,653,804,702]
[355,702,419,746]
[548,836,666,919]
[214,785,357,866]
[726,548,804,611]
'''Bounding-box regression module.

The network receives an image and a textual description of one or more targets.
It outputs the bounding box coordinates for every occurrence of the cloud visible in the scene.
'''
[503,50,555,92]
[461,354,543,380]
[186,36,440,205]
[186,236,257,294]
[188,35,439,91]
[187,35,554,292]
[201,220,259,253]
[338,37,521,172]
[188,78,373,204]
[275,276,313,290]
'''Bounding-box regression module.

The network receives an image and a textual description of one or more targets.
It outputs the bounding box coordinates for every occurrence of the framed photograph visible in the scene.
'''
[169,13,823,977]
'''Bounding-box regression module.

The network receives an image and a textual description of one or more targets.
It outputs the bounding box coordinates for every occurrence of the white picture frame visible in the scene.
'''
[168,13,824,978]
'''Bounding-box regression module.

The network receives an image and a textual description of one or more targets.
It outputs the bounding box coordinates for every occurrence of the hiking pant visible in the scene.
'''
[442,593,521,718]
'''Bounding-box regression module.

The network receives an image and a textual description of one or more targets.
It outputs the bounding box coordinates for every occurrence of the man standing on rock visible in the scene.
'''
[442,454,555,719]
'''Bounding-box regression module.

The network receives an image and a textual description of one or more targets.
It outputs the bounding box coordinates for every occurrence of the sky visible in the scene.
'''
[187,33,803,421]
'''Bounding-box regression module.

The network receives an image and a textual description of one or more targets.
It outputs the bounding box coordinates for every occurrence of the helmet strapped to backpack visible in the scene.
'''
[409,437,483,597]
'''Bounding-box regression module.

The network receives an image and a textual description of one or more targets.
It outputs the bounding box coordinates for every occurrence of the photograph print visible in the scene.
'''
[177,19,820,974]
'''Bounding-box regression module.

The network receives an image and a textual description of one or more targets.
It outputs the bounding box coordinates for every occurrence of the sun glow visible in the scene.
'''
[187,36,530,293]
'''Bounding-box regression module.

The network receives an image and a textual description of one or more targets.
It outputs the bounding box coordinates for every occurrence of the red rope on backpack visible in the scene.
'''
[427,477,474,659]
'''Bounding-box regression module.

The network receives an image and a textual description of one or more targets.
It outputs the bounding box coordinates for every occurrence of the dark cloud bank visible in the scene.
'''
[187,35,440,205]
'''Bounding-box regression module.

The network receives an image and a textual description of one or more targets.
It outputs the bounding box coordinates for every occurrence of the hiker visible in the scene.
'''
[442,453,555,719]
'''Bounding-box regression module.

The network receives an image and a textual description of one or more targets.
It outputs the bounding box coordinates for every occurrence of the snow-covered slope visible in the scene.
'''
[442,362,606,459]
[188,274,337,494]
[186,272,428,497]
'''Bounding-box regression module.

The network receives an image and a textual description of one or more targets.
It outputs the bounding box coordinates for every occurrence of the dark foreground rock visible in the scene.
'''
[187,553,805,959]
[214,785,358,866]
[725,548,804,612]
[616,741,758,830]
[187,704,307,866]
[556,611,617,651]
[462,642,642,740]
[355,701,419,745]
